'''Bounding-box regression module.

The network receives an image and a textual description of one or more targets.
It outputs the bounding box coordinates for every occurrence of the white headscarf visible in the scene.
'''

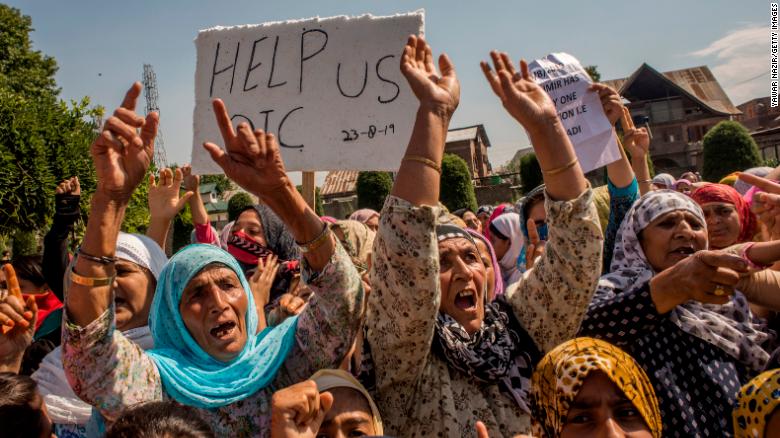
[491,212,525,287]
[116,232,167,279]
[599,190,772,371]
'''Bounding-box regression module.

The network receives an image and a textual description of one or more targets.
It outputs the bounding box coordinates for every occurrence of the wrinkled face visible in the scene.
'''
[364,215,379,232]
[232,209,267,245]
[179,264,249,362]
[639,210,707,272]
[473,238,496,301]
[462,212,482,233]
[560,371,653,438]
[438,238,486,335]
[114,260,156,331]
[701,202,741,249]
[317,387,377,438]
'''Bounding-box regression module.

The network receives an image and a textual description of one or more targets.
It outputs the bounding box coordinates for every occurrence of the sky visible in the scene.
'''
[5,0,770,184]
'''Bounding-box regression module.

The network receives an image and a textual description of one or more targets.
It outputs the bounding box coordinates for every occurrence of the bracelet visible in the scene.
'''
[640,179,653,184]
[403,155,442,174]
[70,267,115,287]
[740,242,772,270]
[77,248,118,265]
[296,222,332,254]
[541,157,578,176]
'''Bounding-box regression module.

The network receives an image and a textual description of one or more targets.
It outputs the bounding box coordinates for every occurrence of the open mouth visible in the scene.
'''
[454,290,477,310]
[210,321,237,339]
[670,246,696,257]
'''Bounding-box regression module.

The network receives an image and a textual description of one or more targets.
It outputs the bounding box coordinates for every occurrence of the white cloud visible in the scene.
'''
[689,24,768,105]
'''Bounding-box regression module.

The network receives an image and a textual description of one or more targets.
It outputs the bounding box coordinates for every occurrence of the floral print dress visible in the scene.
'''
[367,190,603,437]
[61,243,364,437]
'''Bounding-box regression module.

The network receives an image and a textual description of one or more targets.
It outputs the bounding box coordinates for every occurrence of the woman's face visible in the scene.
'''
[113,260,156,331]
[438,238,486,335]
[363,215,379,232]
[232,209,267,245]
[179,264,249,362]
[701,202,741,249]
[316,387,377,438]
[639,210,707,272]
[473,238,496,301]
[489,233,510,260]
[528,199,547,228]
[463,212,482,233]
[676,182,692,195]
[560,371,653,438]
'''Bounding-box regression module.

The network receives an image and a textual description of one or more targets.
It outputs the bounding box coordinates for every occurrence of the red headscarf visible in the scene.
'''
[691,184,757,244]
[483,203,509,241]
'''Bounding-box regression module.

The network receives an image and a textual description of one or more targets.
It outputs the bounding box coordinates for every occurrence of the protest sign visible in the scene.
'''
[528,53,621,173]
[191,11,424,174]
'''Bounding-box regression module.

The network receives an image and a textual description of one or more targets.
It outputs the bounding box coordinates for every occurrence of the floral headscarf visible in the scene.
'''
[530,337,662,438]
[329,220,375,274]
[691,183,757,245]
[599,190,772,372]
[733,368,780,438]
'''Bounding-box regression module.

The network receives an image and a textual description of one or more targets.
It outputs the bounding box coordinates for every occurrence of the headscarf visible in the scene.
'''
[651,173,675,189]
[691,183,758,244]
[720,172,739,186]
[311,369,383,434]
[433,225,540,412]
[530,337,662,438]
[734,166,773,196]
[490,212,525,286]
[733,368,780,438]
[116,232,168,279]
[483,203,509,241]
[349,208,380,224]
[599,190,772,372]
[466,229,504,298]
[329,220,375,273]
[146,244,299,409]
[477,205,494,217]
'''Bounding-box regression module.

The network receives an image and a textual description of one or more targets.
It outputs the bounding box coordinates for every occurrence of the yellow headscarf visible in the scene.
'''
[310,369,383,435]
[733,368,780,438]
[530,337,662,438]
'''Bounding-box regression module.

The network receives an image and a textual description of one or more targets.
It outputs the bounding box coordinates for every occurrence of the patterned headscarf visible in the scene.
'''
[329,220,375,274]
[691,183,757,245]
[733,368,780,438]
[147,244,299,409]
[530,337,662,438]
[349,208,380,225]
[599,190,772,372]
[311,369,384,435]
[651,173,676,189]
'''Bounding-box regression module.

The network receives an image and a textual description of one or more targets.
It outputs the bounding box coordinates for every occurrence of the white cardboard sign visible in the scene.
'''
[528,53,620,173]
[191,11,424,174]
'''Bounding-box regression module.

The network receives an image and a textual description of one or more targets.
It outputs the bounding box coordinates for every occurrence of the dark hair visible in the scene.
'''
[0,372,49,438]
[106,401,215,438]
[12,255,46,288]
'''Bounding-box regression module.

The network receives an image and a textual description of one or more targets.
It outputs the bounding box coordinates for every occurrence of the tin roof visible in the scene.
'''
[321,170,360,197]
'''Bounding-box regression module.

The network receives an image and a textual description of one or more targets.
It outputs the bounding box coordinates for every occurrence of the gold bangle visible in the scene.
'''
[541,157,578,176]
[403,155,442,174]
[297,223,332,254]
[70,267,115,287]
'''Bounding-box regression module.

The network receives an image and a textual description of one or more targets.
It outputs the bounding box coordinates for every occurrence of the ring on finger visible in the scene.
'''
[713,284,728,297]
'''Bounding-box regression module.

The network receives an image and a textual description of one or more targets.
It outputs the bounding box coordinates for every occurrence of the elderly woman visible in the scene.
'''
[691,184,757,249]
[367,40,603,436]
[732,368,780,438]
[579,189,776,436]
[50,83,363,436]
[530,337,662,438]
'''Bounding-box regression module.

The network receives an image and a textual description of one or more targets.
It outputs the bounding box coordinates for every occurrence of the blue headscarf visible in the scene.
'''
[146,244,298,409]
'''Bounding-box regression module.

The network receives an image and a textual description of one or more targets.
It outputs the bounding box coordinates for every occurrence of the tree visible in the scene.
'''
[356,171,393,212]
[702,121,762,182]
[296,185,324,216]
[228,192,254,222]
[200,174,233,196]
[584,65,601,83]
[519,153,543,194]
[440,154,477,212]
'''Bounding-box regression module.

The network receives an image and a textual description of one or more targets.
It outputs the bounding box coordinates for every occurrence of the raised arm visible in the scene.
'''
[181,165,219,245]
[43,177,82,301]
[146,167,193,251]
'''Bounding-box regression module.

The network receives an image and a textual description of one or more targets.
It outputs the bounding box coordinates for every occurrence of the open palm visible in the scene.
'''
[400,35,460,115]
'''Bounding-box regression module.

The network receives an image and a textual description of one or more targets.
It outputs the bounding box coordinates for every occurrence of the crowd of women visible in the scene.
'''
[2,35,780,438]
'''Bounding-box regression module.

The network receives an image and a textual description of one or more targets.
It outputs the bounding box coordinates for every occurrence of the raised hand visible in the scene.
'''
[181,165,200,193]
[590,83,623,126]
[250,254,278,331]
[92,82,158,202]
[400,35,460,116]
[148,168,194,221]
[203,100,289,199]
[55,176,81,196]
[481,51,558,136]
[270,380,333,438]
[0,264,37,372]
[525,218,546,271]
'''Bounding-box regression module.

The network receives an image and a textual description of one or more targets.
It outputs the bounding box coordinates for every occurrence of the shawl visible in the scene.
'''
[490,212,525,287]
[311,369,384,435]
[651,173,675,189]
[466,228,504,298]
[530,337,662,438]
[733,368,780,438]
[349,208,380,224]
[329,220,375,273]
[691,183,757,244]
[147,244,299,409]
[599,189,772,372]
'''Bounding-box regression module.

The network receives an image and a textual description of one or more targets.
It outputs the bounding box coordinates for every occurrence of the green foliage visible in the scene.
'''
[228,192,254,221]
[702,121,762,182]
[121,171,152,234]
[296,185,324,216]
[519,153,543,194]
[172,204,194,254]
[766,157,779,168]
[584,65,601,83]
[440,154,477,212]
[200,174,233,196]
[11,229,37,257]
[356,171,393,212]
[0,5,58,98]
